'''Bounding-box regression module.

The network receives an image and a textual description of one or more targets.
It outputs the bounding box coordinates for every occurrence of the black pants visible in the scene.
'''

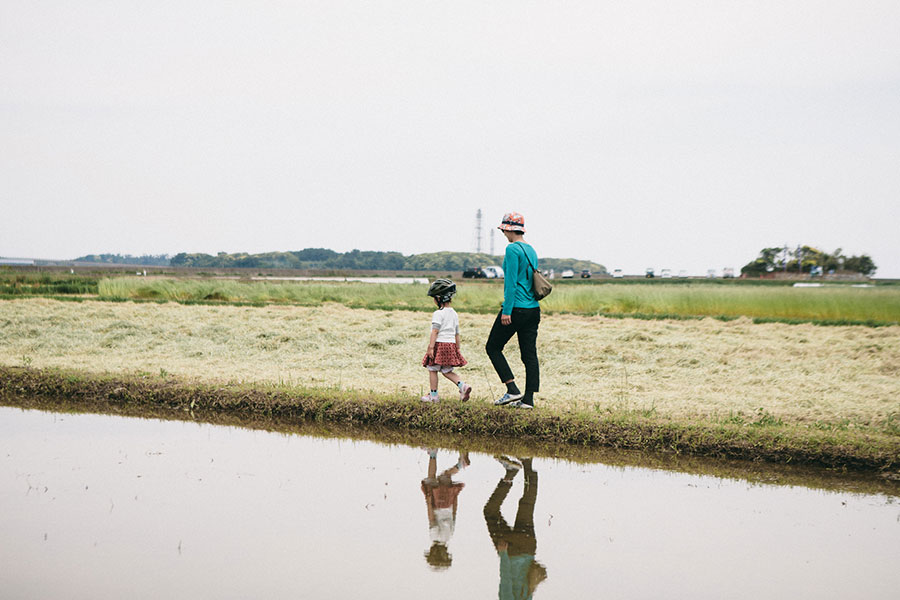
[483,460,538,556]
[485,307,540,393]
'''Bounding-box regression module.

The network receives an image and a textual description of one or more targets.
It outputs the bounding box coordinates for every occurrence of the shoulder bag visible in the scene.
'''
[515,242,552,300]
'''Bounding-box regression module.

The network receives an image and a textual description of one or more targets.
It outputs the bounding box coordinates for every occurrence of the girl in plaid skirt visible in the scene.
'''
[421,279,472,403]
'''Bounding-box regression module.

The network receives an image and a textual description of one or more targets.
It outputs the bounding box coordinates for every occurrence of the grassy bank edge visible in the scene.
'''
[2,366,897,473]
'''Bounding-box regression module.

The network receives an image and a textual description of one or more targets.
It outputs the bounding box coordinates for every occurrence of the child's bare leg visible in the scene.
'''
[441,371,461,385]
[429,370,439,391]
[439,451,470,477]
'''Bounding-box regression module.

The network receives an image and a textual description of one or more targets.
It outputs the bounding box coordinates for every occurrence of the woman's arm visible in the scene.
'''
[502,245,519,317]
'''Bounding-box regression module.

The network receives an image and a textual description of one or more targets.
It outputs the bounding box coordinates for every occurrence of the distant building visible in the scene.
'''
[0,257,36,266]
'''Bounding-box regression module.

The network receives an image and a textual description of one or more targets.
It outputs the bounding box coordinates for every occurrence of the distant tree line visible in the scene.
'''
[741,246,876,277]
[168,249,606,273]
[74,253,171,266]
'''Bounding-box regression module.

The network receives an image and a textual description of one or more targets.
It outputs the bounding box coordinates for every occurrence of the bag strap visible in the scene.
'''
[513,241,537,274]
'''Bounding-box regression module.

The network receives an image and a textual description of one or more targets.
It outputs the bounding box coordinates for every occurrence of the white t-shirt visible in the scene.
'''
[431,307,460,343]
[429,508,456,543]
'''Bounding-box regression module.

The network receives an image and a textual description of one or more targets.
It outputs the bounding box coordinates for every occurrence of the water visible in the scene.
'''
[1,406,897,599]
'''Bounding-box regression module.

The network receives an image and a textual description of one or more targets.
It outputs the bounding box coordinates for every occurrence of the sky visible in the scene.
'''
[2,1,899,277]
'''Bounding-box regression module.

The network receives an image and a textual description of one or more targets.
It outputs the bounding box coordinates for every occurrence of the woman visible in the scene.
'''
[485,212,541,409]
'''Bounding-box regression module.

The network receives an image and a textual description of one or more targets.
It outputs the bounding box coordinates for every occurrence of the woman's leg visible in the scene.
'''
[485,310,517,383]
[510,457,538,556]
[516,308,541,394]
[483,476,514,550]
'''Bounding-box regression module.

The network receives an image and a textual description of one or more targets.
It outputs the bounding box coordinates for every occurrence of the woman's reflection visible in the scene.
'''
[484,456,547,598]
[421,448,470,570]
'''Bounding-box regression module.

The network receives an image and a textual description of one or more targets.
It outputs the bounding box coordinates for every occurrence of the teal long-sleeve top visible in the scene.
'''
[501,242,540,315]
[498,551,536,600]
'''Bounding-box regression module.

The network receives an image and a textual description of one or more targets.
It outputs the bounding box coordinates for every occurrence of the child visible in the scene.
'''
[421,448,470,570]
[421,278,472,402]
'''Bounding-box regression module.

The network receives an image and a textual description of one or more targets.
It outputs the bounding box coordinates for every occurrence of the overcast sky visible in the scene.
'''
[2,1,898,277]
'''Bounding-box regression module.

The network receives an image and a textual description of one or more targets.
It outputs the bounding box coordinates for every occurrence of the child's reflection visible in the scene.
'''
[421,448,470,570]
[484,456,547,599]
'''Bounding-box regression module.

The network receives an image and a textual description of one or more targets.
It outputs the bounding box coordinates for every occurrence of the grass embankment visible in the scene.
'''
[1,366,896,473]
[1,298,898,471]
[8,386,896,497]
[94,277,900,325]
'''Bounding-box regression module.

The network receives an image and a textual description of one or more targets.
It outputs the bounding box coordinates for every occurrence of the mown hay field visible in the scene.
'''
[2,298,898,434]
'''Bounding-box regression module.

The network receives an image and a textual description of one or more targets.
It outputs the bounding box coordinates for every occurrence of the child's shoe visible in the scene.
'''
[421,393,439,403]
[458,383,472,402]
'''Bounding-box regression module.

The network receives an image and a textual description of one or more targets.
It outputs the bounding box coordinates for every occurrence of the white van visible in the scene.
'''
[482,265,504,279]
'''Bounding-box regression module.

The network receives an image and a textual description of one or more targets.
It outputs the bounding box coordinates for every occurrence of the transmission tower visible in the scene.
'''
[473,209,483,254]
[490,229,495,256]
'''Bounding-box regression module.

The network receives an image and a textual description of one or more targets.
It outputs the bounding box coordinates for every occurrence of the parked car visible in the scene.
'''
[462,267,486,279]
[645,268,655,278]
[482,265,504,279]
[707,269,717,278]
[561,269,575,278]
[678,270,688,278]
[722,267,735,278]
[660,268,672,278]
[580,269,591,278]
[612,269,624,278]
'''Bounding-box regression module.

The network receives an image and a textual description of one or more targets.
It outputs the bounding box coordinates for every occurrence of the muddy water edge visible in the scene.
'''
[2,367,899,472]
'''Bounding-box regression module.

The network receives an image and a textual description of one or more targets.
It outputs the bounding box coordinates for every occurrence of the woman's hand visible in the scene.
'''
[501,314,512,326]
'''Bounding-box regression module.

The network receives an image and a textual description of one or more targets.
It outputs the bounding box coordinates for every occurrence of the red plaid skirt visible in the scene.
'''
[422,342,468,368]
[421,481,465,509]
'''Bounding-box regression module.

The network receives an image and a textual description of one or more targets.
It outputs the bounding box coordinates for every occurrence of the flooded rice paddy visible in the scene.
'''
[1,405,898,599]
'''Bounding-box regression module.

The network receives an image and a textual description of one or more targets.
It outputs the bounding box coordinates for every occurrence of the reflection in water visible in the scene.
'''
[421,448,470,569]
[484,456,547,599]
[2,406,897,599]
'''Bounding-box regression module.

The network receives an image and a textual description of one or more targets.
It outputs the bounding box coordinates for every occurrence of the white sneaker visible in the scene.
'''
[495,455,522,473]
[421,394,439,403]
[493,392,523,406]
[458,384,472,401]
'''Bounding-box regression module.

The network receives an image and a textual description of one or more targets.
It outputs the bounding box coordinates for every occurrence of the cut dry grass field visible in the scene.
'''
[2,297,898,437]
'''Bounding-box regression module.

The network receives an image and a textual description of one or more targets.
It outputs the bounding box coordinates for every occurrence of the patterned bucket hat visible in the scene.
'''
[498,212,526,233]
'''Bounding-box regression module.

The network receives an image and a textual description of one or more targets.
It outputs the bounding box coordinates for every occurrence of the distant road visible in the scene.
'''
[250,276,430,284]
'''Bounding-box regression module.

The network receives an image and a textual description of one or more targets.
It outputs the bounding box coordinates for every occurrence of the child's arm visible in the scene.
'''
[427,327,439,358]
[455,332,460,347]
